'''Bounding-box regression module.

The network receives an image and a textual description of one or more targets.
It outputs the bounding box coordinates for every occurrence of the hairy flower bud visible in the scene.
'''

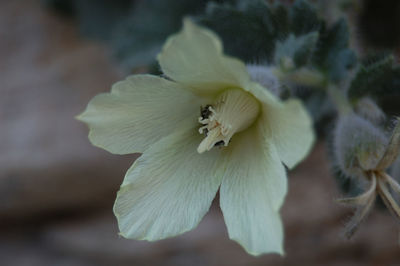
[336,117,400,238]
[355,97,386,124]
[333,113,388,177]
[246,64,281,96]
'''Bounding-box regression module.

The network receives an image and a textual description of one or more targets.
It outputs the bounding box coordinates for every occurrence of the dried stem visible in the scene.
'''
[377,175,400,223]
[345,189,376,239]
[381,172,400,195]
[337,172,376,206]
[339,172,377,238]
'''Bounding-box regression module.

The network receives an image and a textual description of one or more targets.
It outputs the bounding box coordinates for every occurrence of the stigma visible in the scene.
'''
[197,89,260,153]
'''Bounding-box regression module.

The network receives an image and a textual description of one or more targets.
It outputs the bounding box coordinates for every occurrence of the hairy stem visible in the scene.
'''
[327,84,352,115]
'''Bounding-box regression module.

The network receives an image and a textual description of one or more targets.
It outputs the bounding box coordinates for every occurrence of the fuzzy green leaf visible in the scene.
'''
[313,19,357,83]
[348,53,400,101]
[289,0,320,36]
[112,0,210,70]
[274,32,319,68]
[197,0,289,62]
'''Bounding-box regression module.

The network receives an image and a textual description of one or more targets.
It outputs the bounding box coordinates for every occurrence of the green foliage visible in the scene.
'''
[45,0,358,83]
[197,0,322,63]
[289,0,320,36]
[274,32,319,68]
[349,53,400,101]
[312,19,357,83]
[44,0,212,70]
[196,0,357,129]
[112,0,211,70]
[197,0,289,62]
[199,0,356,84]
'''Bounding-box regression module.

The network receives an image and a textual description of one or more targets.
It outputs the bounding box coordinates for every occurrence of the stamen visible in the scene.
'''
[197,89,260,153]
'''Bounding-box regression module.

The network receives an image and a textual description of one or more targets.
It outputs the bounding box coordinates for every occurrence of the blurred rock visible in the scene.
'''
[42,210,226,266]
[2,142,400,265]
[39,207,266,266]
[0,0,134,220]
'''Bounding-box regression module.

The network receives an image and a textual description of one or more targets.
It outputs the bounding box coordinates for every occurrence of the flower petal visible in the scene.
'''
[219,122,287,256]
[77,74,203,154]
[264,99,315,169]
[158,19,250,95]
[249,83,315,169]
[114,126,223,241]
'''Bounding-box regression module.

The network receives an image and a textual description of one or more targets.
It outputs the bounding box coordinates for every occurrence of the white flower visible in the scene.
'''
[77,19,314,256]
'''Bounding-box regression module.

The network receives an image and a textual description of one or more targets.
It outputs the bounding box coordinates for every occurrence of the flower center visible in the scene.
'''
[197,89,260,153]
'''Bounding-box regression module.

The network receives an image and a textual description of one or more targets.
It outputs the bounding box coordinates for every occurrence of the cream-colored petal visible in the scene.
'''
[245,82,281,106]
[265,99,314,169]
[158,19,250,95]
[77,74,203,154]
[249,83,315,169]
[114,126,223,241]
[219,121,287,256]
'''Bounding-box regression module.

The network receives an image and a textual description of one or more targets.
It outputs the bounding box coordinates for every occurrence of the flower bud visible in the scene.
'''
[333,113,388,177]
[246,64,281,96]
[355,97,386,124]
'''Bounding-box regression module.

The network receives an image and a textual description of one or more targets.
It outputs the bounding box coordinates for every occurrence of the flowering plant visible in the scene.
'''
[78,19,314,255]
[74,0,400,258]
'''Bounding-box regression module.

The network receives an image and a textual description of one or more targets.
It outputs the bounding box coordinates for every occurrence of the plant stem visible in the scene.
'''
[327,84,352,115]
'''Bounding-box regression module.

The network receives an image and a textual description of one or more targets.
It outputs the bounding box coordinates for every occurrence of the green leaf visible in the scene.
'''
[289,0,320,36]
[112,0,210,70]
[197,0,289,62]
[330,48,357,82]
[348,53,400,101]
[274,31,319,68]
[313,19,357,82]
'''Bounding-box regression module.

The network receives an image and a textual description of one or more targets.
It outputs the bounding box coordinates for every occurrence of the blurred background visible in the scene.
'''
[2,0,400,265]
